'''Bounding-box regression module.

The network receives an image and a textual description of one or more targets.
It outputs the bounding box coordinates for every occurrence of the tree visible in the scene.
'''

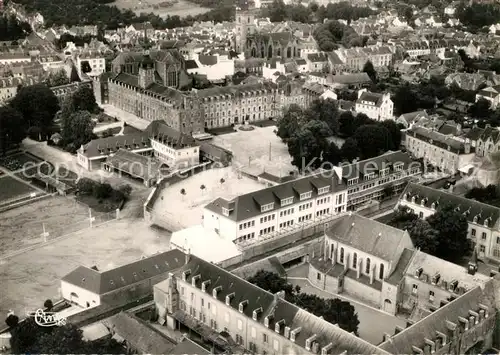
[379,120,403,150]
[65,86,99,114]
[248,271,359,334]
[61,110,95,153]
[353,124,393,159]
[287,122,330,170]
[45,69,70,87]
[338,111,356,137]
[10,84,60,138]
[468,98,492,119]
[219,178,225,188]
[5,314,19,328]
[0,106,25,156]
[277,104,304,141]
[426,204,470,262]
[340,137,359,163]
[200,184,206,194]
[363,60,377,83]
[407,218,439,254]
[306,98,339,134]
[76,177,96,195]
[43,299,54,311]
[9,317,123,354]
[118,184,132,198]
[93,182,113,200]
[180,188,186,201]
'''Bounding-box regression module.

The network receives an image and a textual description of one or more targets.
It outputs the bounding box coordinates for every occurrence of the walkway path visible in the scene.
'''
[22,138,146,189]
[100,104,150,131]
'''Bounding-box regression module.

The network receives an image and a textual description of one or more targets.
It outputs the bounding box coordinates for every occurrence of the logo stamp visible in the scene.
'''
[26,309,67,327]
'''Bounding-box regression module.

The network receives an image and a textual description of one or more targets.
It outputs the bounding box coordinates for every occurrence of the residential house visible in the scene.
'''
[355,89,394,121]
[476,85,500,109]
[305,53,328,72]
[77,51,106,78]
[476,125,500,157]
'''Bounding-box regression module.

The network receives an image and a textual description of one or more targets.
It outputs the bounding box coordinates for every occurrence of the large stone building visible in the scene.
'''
[233,2,300,59]
[332,150,422,211]
[154,253,386,355]
[204,172,348,244]
[398,182,500,262]
[405,126,475,174]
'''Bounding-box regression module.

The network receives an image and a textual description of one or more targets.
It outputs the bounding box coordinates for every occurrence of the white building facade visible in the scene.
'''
[355,89,394,121]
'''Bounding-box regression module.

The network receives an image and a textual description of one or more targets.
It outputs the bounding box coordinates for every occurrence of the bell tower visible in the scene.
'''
[234,0,256,56]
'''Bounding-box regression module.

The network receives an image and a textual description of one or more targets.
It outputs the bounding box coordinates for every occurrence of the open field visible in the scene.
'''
[212,126,296,178]
[0,175,36,201]
[0,219,170,316]
[152,166,263,229]
[110,0,211,17]
[0,196,94,256]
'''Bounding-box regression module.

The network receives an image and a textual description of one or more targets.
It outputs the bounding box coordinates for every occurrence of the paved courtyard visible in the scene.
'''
[212,126,296,178]
[152,166,263,230]
[286,264,407,345]
[0,219,171,317]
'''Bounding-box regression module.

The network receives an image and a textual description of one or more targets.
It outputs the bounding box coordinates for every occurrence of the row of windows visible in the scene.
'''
[280,208,294,217]
[260,226,275,235]
[298,214,312,223]
[279,220,293,228]
[337,247,385,279]
[299,202,313,211]
[316,208,330,217]
[239,220,255,230]
[260,214,275,223]
[317,196,331,205]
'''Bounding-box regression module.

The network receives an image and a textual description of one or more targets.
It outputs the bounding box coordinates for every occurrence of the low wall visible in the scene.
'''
[343,276,381,307]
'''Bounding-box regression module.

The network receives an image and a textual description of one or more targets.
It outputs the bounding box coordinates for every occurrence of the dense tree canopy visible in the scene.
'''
[313,20,364,52]
[0,106,25,156]
[457,2,500,31]
[389,205,470,263]
[10,84,60,139]
[0,15,32,41]
[248,271,359,334]
[45,69,70,87]
[61,110,95,153]
[8,317,123,354]
[353,124,393,159]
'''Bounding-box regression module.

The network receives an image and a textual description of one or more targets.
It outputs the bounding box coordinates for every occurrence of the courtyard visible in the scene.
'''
[212,126,296,178]
[0,219,171,317]
[152,166,263,230]
[286,264,407,345]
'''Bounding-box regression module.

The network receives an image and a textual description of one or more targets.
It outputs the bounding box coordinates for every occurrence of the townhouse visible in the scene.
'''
[355,89,394,121]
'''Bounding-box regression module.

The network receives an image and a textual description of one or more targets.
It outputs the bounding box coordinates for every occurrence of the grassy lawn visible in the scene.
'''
[76,194,123,213]
[0,175,36,201]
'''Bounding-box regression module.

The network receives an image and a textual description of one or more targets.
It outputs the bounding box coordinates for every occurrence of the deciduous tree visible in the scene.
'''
[61,110,95,153]
[353,124,393,159]
[0,106,25,156]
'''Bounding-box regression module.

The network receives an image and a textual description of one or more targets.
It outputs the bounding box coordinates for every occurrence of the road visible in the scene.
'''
[286,264,407,345]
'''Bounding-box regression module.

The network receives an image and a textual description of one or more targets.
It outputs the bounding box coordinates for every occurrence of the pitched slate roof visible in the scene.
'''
[105,312,175,353]
[331,73,371,85]
[307,53,328,63]
[327,213,413,263]
[379,279,496,354]
[386,248,415,285]
[479,126,500,144]
[105,149,160,180]
[408,126,470,154]
[144,120,197,149]
[357,91,384,106]
[80,133,150,159]
[61,249,186,295]
[340,150,418,180]
[166,255,388,355]
[205,173,346,222]
[401,183,500,227]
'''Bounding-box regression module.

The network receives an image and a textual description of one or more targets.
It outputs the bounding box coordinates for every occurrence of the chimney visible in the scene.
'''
[185,249,191,264]
[479,304,489,318]
[290,327,301,342]
[275,290,285,300]
[191,274,201,286]
[458,316,469,330]
[424,338,435,353]
[305,334,317,351]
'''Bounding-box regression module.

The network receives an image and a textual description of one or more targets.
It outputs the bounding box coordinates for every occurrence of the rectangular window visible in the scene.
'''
[300,191,312,200]
[318,186,330,194]
[263,333,268,343]
[317,272,321,280]
[471,228,476,236]
[281,197,293,206]
[412,284,418,294]
[482,232,487,240]
[261,203,274,212]
[480,245,486,253]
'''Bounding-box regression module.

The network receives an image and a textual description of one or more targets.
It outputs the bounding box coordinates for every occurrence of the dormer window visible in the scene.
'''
[281,197,293,206]
[261,203,274,212]
[473,216,478,223]
[415,267,423,278]
[394,163,403,172]
[222,207,229,216]
[379,168,389,177]
[432,273,440,285]
[347,178,359,186]
[252,307,262,320]
[300,191,312,200]
[318,186,330,195]
[239,300,248,313]
[364,172,375,180]
[225,292,235,305]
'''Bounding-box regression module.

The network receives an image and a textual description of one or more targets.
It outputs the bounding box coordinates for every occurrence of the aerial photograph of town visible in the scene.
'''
[2,0,500,352]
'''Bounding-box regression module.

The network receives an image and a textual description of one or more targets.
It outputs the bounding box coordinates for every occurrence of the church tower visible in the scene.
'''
[234,0,257,56]
[138,51,155,89]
